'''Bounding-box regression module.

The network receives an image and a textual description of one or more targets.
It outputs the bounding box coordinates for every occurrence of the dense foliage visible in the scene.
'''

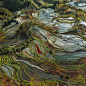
[33,0,43,6]
[3,0,39,12]
[0,7,12,20]
[53,0,69,8]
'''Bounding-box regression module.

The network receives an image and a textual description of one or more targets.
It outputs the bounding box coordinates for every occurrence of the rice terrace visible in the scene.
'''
[0,0,86,86]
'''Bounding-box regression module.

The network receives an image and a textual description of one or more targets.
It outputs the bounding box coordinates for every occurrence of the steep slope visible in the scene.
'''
[3,0,39,12]
[41,0,69,4]
[33,0,54,4]
[33,0,44,6]
[0,7,12,20]
[42,0,54,3]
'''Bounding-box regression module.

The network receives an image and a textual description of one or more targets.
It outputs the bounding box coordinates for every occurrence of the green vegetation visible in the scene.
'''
[65,75,70,79]
[53,0,69,9]
[3,0,39,12]
[0,7,12,20]
[33,0,43,6]
[18,23,33,39]
[60,74,65,79]
[0,0,86,85]
[41,3,50,8]
[0,30,6,42]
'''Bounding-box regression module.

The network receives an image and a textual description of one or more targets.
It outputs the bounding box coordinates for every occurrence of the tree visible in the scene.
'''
[26,15,29,18]
[12,48,16,53]
[55,30,58,33]
[49,50,53,55]
[21,9,24,14]
[53,0,60,8]
[57,17,60,21]
[1,45,11,54]
[3,0,38,12]
[3,0,20,12]
[16,47,21,52]
[15,29,20,34]
[82,29,85,35]
[55,4,58,11]
[60,74,65,79]
[65,75,70,80]
[74,27,78,33]
[26,40,29,43]
[63,0,69,3]
[75,75,85,85]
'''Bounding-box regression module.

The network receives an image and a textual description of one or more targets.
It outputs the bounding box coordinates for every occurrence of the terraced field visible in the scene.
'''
[0,26,83,84]
[22,51,33,58]
[0,55,62,83]
[20,37,54,61]
[20,35,81,62]
[1,5,86,85]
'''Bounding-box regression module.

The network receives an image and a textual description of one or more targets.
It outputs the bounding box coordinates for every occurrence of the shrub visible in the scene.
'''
[65,75,70,79]
[60,74,65,79]
[26,82,33,86]
[7,77,10,81]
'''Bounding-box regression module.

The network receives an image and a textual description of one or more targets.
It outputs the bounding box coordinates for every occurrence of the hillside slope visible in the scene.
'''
[3,0,39,12]
[0,7,12,20]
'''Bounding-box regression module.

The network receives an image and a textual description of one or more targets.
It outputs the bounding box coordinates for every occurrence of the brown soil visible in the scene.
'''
[41,60,79,79]
[48,67,79,79]
[42,60,58,68]
[59,82,67,86]
[32,34,42,40]
[78,57,86,64]
[45,42,56,50]
[22,51,33,58]
[0,72,20,86]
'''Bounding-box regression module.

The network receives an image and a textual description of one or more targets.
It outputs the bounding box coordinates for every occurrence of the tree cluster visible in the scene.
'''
[3,0,39,12]
[53,0,69,9]
[0,7,12,20]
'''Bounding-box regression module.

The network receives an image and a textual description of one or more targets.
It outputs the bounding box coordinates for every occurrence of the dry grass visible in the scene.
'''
[0,71,19,86]
[22,51,33,58]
